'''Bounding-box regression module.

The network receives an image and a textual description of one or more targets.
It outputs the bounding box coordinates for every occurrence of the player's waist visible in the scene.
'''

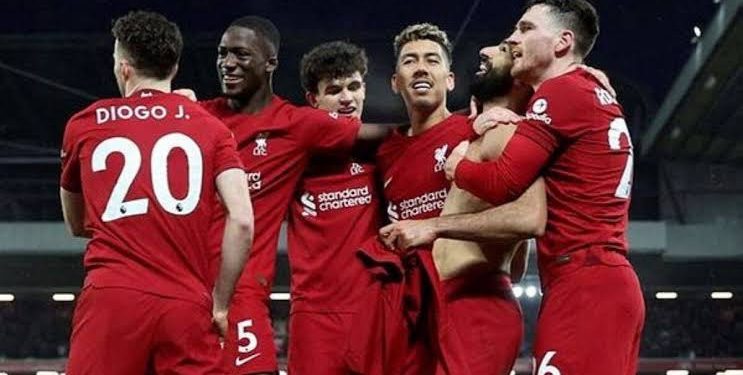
[538,245,630,289]
[84,269,212,308]
[289,296,364,314]
[441,269,514,299]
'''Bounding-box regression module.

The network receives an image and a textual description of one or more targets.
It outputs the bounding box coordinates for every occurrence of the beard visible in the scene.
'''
[469,62,514,103]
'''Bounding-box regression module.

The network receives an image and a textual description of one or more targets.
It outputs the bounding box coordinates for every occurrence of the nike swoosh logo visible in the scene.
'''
[384,177,393,188]
[235,353,261,366]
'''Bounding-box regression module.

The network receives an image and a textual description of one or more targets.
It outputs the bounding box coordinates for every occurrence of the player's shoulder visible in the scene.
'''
[285,97,335,122]
[421,114,473,143]
[537,69,614,107]
[198,97,226,116]
[376,126,403,160]
[447,113,470,124]
[444,113,473,133]
[167,94,215,118]
[66,97,123,129]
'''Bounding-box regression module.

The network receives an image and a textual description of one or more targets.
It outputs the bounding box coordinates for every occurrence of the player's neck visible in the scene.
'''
[124,78,171,97]
[407,103,450,136]
[482,97,512,112]
[531,57,581,90]
[228,82,273,114]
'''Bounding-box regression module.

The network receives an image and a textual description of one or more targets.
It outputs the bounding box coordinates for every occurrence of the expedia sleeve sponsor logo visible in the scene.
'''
[388,188,448,221]
[300,186,373,217]
[526,98,552,125]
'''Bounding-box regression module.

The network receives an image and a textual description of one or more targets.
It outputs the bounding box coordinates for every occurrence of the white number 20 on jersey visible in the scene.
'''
[91,133,203,222]
[607,118,633,199]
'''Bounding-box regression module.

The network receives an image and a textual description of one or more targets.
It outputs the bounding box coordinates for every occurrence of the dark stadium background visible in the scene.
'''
[0,0,741,373]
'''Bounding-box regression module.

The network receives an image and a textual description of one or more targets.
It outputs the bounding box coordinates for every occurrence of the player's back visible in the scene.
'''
[61,90,239,308]
[519,69,633,278]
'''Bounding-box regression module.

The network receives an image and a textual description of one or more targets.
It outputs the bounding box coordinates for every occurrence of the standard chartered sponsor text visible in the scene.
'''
[317,186,371,211]
[397,188,447,219]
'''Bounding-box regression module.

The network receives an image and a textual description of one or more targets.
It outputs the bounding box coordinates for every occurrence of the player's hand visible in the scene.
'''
[577,64,616,97]
[212,308,229,338]
[379,220,437,251]
[173,88,198,102]
[473,107,522,136]
[445,141,469,180]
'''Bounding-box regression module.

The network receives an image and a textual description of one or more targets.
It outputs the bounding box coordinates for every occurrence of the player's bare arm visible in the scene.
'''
[508,240,530,283]
[357,123,390,141]
[60,188,91,238]
[212,168,254,337]
[380,124,546,250]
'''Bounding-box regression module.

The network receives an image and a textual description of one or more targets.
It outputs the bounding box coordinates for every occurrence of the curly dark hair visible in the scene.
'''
[111,11,183,80]
[525,0,599,57]
[393,23,452,66]
[300,41,368,94]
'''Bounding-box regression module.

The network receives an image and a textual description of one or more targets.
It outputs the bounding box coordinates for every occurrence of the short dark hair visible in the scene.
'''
[525,0,599,57]
[393,23,453,66]
[111,11,182,80]
[229,16,281,55]
[300,41,368,94]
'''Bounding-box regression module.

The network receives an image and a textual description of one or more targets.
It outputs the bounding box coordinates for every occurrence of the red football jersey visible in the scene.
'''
[201,96,361,299]
[287,157,380,312]
[377,114,474,222]
[60,90,243,308]
[455,69,633,268]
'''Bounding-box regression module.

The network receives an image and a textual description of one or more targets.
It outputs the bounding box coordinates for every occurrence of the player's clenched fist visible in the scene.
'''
[212,308,229,338]
[379,219,438,251]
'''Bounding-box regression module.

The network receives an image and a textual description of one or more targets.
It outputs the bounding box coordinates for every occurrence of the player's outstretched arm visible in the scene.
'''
[213,168,254,337]
[447,131,550,207]
[357,123,391,141]
[433,177,546,243]
[379,177,546,250]
[60,188,91,238]
[380,125,547,250]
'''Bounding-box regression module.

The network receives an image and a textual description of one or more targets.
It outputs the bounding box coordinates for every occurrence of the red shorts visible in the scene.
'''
[443,271,523,375]
[533,257,645,375]
[288,311,355,375]
[221,293,278,374]
[66,285,222,375]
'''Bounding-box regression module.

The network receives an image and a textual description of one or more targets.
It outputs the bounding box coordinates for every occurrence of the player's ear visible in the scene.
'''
[391,74,400,95]
[555,29,574,57]
[120,60,133,81]
[446,71,455,92]
[266,56,278,73]
[305,91,319,108]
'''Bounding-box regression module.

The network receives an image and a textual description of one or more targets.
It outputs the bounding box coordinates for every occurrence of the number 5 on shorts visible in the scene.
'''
[237,319,258,353]
[534,351,561,375]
